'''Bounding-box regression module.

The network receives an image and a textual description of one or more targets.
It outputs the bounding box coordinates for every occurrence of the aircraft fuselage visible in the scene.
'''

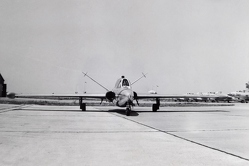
[112,77,134,107]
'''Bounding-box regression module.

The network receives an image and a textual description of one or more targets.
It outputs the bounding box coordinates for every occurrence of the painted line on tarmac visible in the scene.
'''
[167,128,249,132]
[0,130,158,134]
[165,132,249,162]
[0,105,30,113]
[110,112,249,162]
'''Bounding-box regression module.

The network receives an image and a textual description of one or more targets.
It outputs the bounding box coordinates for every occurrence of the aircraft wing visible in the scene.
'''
[9,93,218,100]
[7,93,106,99]
[136,94,211,99]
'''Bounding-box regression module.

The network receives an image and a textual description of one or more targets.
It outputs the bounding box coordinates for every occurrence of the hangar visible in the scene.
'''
[0,73,7,97]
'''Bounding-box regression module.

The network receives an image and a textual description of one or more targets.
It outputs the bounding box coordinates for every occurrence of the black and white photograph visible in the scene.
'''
[0,0,249,165]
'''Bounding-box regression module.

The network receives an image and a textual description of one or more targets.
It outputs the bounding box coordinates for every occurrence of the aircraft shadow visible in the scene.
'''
[107,109,139,116]
[15,108,228,116]
[15,108,139,116]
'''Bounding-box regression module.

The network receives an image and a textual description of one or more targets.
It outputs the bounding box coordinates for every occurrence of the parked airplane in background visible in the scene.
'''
[209,91,235,103]
[193,92,208,102]
[174,93,195,102]
[7,73,225,116]
[196,91,234,103]
[148,90,157,94]
[175,92,235,103]
[228,90,249,103]
[185,92,206,102]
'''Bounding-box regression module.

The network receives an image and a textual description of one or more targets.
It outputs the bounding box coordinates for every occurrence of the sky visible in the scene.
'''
[0,0,249,94]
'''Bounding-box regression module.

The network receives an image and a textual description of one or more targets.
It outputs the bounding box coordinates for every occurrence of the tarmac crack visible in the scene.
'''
[110,112,249,162]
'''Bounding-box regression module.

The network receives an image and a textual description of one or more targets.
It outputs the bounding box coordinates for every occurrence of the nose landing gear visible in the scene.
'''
[126,105,131,116]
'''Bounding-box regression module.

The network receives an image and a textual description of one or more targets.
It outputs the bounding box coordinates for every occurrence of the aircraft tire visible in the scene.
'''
[126,107,131,116]
[152,104,158,112]
[80,103,86,111]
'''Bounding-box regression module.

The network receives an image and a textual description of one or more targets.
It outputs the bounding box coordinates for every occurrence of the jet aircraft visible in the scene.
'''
[7,73,217,116]
[228,90,249,103]
[209,91,234,103]
[193,92,234,103]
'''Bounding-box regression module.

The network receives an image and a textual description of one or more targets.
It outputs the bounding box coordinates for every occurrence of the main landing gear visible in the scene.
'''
[79,97,86,111]
[152,98,160,112]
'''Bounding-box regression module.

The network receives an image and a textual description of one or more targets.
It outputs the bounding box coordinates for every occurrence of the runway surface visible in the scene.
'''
[0,103,249,165]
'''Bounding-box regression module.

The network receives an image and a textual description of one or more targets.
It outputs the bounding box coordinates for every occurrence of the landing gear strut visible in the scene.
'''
[152,98,160,112]
[126,106,131,116]
[79,97,86,111]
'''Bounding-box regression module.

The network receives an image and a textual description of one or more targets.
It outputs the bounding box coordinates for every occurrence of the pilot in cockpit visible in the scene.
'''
[122,79,129,86]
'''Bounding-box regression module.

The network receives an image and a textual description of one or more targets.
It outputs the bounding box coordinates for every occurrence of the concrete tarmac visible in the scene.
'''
[0,103,249,165]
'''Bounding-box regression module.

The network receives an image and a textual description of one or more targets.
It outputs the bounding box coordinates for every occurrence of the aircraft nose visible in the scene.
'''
[122,90,133,99]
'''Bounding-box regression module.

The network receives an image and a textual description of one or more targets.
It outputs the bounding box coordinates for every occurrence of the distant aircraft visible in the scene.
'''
[176,92,234,103]
[228,90,249,103]
[148,90,157,94]
[203,92,224,102]
[174,93,194,102]
[197,91,234,103]
[209,91,235,103]
[193,92,208,102]
[7,73,218,116]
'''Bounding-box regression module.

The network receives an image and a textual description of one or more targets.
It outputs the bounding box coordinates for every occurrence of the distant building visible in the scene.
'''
[0,73,7,97]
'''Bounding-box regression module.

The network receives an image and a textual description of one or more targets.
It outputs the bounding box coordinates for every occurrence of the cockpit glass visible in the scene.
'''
[115,79,121,88]
[122,79,129,86]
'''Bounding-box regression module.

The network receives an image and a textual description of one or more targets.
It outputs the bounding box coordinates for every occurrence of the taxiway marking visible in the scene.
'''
[108,110,249,162]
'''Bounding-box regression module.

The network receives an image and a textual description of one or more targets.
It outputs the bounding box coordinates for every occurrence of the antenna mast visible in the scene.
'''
[131,73,148,85]
[82,72,109,91]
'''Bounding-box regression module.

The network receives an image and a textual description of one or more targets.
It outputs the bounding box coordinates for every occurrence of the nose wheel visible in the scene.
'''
[126,106,131,116]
